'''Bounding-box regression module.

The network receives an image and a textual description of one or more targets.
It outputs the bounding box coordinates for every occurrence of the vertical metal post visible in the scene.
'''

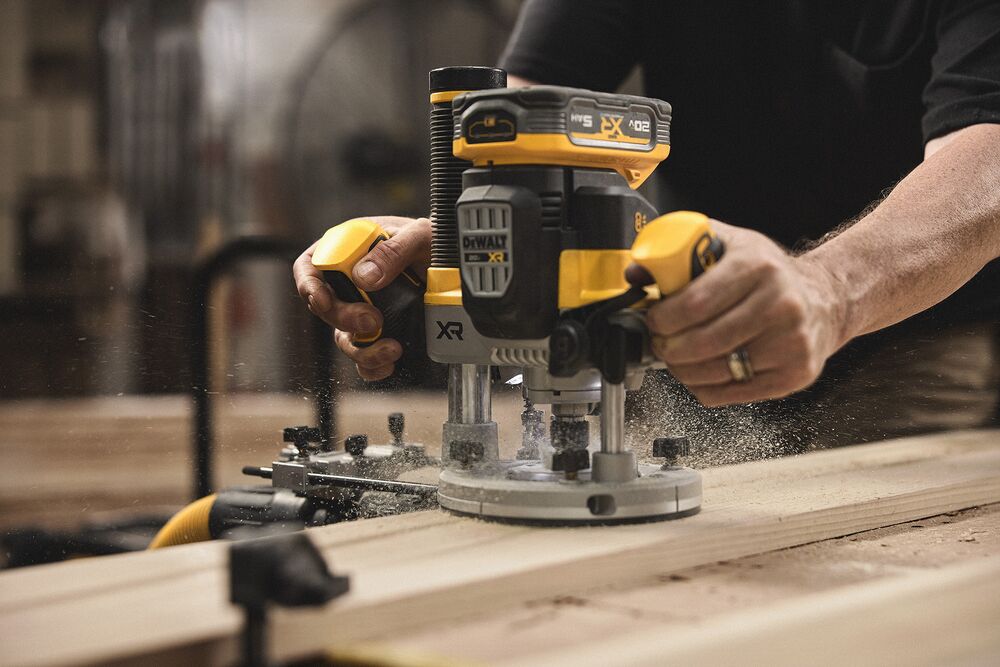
[600,380,625,454]
[460,363,491,424]
[592,378,636,483]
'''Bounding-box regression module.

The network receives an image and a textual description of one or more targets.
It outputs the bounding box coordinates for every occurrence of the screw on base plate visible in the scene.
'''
[653,436,690,467]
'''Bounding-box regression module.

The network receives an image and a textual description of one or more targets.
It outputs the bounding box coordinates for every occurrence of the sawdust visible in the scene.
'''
[626,371,814,467]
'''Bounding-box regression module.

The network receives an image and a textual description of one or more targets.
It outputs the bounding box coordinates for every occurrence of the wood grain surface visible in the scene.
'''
[516,555,1000,667]
[0,429,997,666]
[388,504,1000,664]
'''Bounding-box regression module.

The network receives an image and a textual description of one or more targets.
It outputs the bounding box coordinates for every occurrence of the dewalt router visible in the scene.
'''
[312,66,722,524]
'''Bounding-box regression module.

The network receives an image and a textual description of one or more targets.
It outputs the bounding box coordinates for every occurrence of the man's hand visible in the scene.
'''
[633,220,847,407]
[293,216,432,381]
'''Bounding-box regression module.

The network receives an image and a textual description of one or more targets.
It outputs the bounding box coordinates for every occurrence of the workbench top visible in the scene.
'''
[1,428,998,666]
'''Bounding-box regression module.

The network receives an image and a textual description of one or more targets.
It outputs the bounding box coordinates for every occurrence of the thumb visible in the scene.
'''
[352,219,430,291]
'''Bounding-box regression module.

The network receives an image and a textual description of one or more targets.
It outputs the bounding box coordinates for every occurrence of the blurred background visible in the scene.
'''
[0,0,525,398]
[0,0,543,565]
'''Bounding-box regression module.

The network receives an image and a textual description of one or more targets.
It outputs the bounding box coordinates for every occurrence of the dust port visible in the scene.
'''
[587,494,617,516]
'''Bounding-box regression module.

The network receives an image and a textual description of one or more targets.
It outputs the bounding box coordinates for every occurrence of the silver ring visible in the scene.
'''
[727,348,754,383]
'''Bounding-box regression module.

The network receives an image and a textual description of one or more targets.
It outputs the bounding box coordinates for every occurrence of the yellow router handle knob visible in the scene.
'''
[630,211,724,296]
[312,218,388,346]
[311,218,424,349]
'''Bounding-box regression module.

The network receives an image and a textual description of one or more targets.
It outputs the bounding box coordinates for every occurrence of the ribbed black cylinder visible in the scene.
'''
[429,102,467,267]
[428,67,505,268]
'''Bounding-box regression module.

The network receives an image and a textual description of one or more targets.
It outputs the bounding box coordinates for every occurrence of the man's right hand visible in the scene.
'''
[293,216,432,381]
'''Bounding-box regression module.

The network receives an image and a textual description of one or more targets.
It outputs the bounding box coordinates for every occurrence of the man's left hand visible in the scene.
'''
[629,220,847,406]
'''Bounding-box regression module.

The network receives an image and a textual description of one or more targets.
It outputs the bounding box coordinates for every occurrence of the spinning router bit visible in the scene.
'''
[313,67,722,524]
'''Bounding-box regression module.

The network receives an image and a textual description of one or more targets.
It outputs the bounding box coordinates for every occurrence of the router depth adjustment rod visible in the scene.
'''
[428,67,507,466]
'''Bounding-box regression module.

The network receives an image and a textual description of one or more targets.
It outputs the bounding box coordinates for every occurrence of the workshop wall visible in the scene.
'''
[0,0,522,398]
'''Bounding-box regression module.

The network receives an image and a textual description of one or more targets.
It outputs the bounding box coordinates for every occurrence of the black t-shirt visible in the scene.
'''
[500,0,1000,322]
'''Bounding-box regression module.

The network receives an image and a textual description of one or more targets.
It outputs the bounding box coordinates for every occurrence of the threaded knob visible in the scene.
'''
[345,434,368,457]
[388,413,404,444]
[283,426,322,454]
[652,436,690,464]
[550,418,589,451]
[429,66,506,93]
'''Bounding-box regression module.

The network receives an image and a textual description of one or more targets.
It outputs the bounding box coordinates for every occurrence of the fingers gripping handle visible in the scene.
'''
[630,211,724,296]
[311,218,424,348]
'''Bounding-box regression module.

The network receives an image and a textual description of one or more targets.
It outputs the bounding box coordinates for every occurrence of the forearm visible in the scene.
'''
[806,123,1000,346]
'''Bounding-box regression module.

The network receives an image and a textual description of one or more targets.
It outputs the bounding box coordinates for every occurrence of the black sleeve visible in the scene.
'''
[922,0,1000,142]
[498,0,638,92]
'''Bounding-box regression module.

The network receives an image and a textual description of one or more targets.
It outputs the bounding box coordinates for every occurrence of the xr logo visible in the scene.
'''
[436,320,464,341]
[600,114,624,138]
[488,251,505,263]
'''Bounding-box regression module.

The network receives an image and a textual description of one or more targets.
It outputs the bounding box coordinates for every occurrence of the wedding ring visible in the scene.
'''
[727,348,754,382]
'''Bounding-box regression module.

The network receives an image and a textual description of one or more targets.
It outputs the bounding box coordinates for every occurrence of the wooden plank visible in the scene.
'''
[387,504,1000,663]
[0,429,998,666]
[518,556,1000,667]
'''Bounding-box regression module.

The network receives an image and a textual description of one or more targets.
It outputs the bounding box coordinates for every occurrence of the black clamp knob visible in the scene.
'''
[548,320,589,378]
[345,434,368,457]
[388,412,404,445]
[551,448,590,474]
[283,426,322,455]
[448,440,484,467]
[653,436,690,465]
[230,532,350,667]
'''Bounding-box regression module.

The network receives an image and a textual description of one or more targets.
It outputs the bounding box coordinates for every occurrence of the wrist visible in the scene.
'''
[799,249,855,351]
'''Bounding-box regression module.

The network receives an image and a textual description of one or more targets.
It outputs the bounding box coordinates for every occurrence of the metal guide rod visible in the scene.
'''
[243,467,438,496]
[448,363,491,424]
[462,363,491,424]
[429,68,505,443]
[600,380,625,454]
